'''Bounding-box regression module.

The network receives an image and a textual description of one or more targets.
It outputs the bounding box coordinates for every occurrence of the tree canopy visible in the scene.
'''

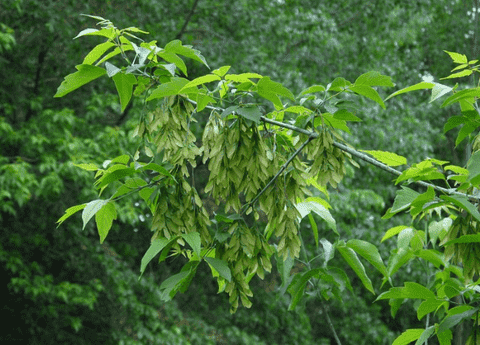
[3,1,480,344]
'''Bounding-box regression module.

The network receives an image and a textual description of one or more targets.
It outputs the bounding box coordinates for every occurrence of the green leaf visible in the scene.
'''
[349,85,386,109]
[139,238,172,276]
[277,254,295,288]
[296,198,336,234]
[440,69,473,80]
[327,77,351,91]
[436,329,453,345]
[337,245,374,294]
[414,326,435,345]
[387,247,414,277]
[444,50,468,64]
[164,40,209,68]
[73,28,115,40]
[441,88,480,108]
[225,73,263,83]
[196,89,216,112]
[397,227,415,250]
[389,298,404,318]
[354,71,394,87]
[439,194,480,223]
[430,83,454,103]
[83,41,115,65]
[157,51,188,76]
[72,163,99,171]
[110,154,131,165]
[299,84,326,96]
[181,232,201,258]
[56,203,87,228]
[415,249,445,268]
[347,239,387,277]
[257,77,294,108]
[417,298,446,320]
[287,275,307,311]
[320,114,351,133]
[235,106,262,123]
[179,74,221,92]
[333,109,361,122]
[328,267,353,294]
[105,62,121,77]
[455,122,479,146]
[385,82,434,101]
[396,160,445,184]
[159,270,191,301]
[359,150,407,166]
[82,199,109,230]
[467,150,480,185]
[204,257,231,282]
[123,26,149,34]
[392,329,424,345]
[443,234,480,245]
[308,213,319,248]
[287,268,324,310]
[112,73,137,112]
[146,77,191,100]
[284,106,313,114]
[137,162,175,181]
[54,64,106,98]
[403,282,436,299]
[437,308,477,334]
[212,65,231,77]
[410,187,436,216]
[319,238,334,266]
[214,214,235,223]
[391,187,419,213]
[376,287,404,300]
[95,166,135,189]
[381,225,410,242]
[95,202,117,243]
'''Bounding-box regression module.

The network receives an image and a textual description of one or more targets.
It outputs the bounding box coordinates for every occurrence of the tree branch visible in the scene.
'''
[185,98,480,202]
[175,0,201,40]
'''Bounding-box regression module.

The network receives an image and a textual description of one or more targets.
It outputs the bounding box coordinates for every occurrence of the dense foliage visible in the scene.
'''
[53,13,480,345]
[3,1,480,344]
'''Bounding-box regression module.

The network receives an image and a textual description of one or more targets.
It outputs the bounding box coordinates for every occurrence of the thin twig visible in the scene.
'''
[175,0,201,40]
[244,135,315,213]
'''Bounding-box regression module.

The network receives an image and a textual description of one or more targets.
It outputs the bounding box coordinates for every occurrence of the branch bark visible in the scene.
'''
[175,0,201,40]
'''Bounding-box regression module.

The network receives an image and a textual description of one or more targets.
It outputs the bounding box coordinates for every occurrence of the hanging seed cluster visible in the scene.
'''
[259,167,309,260]
[219,222,274,313]
[302,129,346,188]
[151,174,212,246]
[146,96,202,176]
[203,114,276,212]
[442,214,480,281]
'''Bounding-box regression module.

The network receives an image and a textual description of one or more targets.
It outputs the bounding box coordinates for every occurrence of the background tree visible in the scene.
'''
[2,1,480,344]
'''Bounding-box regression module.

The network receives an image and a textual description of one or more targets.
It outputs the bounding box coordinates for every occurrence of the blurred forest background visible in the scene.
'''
[1,0,478,344]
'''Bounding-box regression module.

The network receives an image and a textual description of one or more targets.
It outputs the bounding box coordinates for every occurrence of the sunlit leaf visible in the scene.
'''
[54,64,106,98]
[82,199,109,230]
[56,203,87,228]
[385,82,434,101]
[347,239,387,276]
[337,244,374,294]
[112,72,137,112]
[95,202,117,243]
[360,150,407,166]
